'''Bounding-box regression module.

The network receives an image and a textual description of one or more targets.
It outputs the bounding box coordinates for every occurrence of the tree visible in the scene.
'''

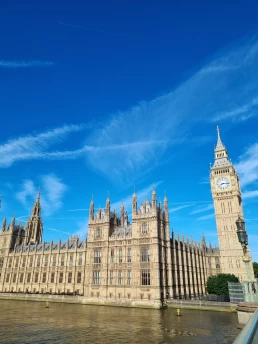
[253,262,258,278]
[206,273,239,296]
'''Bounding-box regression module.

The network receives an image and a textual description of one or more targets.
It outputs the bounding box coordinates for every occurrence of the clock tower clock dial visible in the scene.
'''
[210,127,254,281]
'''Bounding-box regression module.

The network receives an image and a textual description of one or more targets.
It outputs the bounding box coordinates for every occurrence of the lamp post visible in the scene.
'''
[235,216,254,302]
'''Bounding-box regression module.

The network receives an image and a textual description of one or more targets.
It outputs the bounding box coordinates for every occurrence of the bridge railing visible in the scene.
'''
[233,307,258,344]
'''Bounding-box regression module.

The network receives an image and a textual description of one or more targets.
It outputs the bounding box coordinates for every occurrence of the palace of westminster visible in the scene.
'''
[0,128,255,308]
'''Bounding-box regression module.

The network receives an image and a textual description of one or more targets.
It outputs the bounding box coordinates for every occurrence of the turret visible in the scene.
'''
[1,217,6,232]
[164,192,169,219]
[105,192,110,220]
[10,215,16,231]
[25,190,43,245]
[120,200,125,225]
[90,195,94,220]
[132,187,137,216]
[152,185,157,214]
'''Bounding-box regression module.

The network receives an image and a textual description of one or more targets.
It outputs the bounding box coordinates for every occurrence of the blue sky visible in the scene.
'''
[1,1,258,260]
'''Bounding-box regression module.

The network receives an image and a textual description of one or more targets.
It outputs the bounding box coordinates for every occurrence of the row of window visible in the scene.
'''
[92,270,150,286]
[94,247,150,264]
[5,271,82,284]
[6,253,84,269]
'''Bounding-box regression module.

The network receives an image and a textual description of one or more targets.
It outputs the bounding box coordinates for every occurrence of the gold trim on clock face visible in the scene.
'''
[216,177,230,190]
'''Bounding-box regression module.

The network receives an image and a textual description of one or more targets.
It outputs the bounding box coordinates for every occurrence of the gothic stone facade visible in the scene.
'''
[210,127,254,281]
[0,190,209,308]
[0,128,253,308]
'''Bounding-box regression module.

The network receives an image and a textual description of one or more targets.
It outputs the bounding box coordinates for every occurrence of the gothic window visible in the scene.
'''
[34,273,39,283]
[60,255,65,266]
[59,272,63,283]
[12,273,17,283]
[119,248,122,263]
[127,248,132,263]
[8,258,12,268]
[29,256,33,267]
[68,272,72,283]
[15,257,19,268]
[127,271,132,285]
[93,271,100,284]
[27,273,31,283]
[142,223,148,234]
[52,255,56,267]
[37,256,41,267]
[69,254,73,266]
[94,250,101,264]
[42,273,46,283]
[44,255,48,267]
[95,228,101,238]
[141,247,150,262]
[110,248,114,264]
[78,253,83,266]
[77,272,81,284]
[110,270,114,285]
[6,273,10,283]
[19,273,24,283]
[141,270,150,286]
[51,273,55,283]
[22,257,26,268]
[118,271,122,285]
[0,258,3,269]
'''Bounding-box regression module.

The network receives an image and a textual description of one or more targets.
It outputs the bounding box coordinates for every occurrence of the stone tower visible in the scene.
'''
[24,190,43,245]
[210,127,254,281]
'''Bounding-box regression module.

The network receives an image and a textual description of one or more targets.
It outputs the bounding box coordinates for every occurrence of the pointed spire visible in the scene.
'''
[37,188,40,201]
[215,126,226,152]
[1,217,6,232]
[133,186,137,198]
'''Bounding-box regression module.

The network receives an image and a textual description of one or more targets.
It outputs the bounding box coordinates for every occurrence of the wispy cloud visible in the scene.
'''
[85,36,258,182]
[16,174,67,216]
[190,203,214,215]
[169,204,195,213]
[0,60,54,68]
[197,213,214,221]
[235,142,258,188]
[67,208,89,212]
[0,124,87,168]
[212,97,258,122]
[1,36,258,185]
[49,228,71,236]
[242,190,258,200]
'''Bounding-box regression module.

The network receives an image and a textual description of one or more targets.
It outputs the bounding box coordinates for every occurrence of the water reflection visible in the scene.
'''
[0,300,239,344]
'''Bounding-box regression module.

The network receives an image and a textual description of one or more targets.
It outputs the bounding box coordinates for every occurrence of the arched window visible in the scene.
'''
[142,223,148,234]
[96,228,101,238]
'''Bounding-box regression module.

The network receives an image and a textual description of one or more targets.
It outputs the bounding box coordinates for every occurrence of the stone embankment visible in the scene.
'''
[167,299,236,312]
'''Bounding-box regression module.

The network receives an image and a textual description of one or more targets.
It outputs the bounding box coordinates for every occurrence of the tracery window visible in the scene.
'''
[77,272,82,284]
[141,270,150,286]
[127,248,132,263]
[94,250,101,264]
[142,223,148,234]
[93,271,100,285]
[119,249,122,263]
[96,228,101,238]
[141,247,150,262]
[118,271,122,285]
[110,248,114,264]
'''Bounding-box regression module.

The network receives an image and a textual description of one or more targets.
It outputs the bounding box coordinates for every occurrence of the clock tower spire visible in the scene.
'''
[210,127,254,281]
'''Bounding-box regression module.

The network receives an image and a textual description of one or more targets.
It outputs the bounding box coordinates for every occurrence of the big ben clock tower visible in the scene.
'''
[210,127,254,281]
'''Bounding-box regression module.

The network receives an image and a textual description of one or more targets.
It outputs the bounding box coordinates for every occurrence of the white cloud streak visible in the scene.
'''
[1,37,258,185]
[190,204,214,215]
[197,213,214,221]
[16,174,67,216]
[0,60,54,68]
[235,142,258,188]
[169,204,195,213]
[85,37,258,182]
[0,124,87,168]
[242,190,258,200]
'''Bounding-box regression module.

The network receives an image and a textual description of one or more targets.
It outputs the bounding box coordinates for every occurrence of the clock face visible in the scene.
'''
[216,177,230,190]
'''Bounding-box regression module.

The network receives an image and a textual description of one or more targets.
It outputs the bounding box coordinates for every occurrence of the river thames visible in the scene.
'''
[0,300,239,344]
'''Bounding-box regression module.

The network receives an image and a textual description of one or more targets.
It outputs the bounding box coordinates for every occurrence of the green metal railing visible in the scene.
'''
[233,308,258,344]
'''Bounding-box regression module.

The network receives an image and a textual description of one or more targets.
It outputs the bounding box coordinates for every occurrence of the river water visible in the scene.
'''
[0,300,240,344]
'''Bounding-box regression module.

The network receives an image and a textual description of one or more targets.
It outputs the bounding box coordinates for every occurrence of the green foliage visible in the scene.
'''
[206,273,239,296]
[253,262,258,278]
